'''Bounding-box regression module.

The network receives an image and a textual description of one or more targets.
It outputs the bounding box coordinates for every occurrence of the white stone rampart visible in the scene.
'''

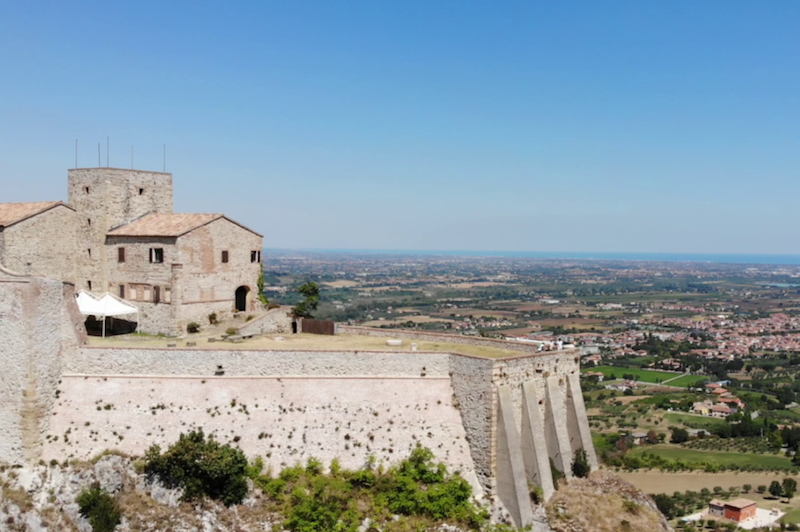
[65,347,452,377]
[520,381,554,500]
[44,375,476,478]
[0,280,596,531]
[495,385,534,528]
[0,266,85,465]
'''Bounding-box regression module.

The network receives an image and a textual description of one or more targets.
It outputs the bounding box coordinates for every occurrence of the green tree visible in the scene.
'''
[76,483,122,532]
[783,478,797,499]
[144,429,248,505]
[293,281,320,318]
[670,427,690,444]
[571,448,591,478]
[757,485,767,494]
[769,480,783,498]
[651,493,676,519]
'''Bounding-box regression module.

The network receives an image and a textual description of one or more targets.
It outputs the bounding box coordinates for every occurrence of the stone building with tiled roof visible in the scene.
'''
[0,201,77,282]
[0,167,263,334]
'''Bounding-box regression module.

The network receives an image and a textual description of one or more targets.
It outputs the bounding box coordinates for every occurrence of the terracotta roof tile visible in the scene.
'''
[0,201,71,228]
[725,498,757,509]
[107,213,223,237]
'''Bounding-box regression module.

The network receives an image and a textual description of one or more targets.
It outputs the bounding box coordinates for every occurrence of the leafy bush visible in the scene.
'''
[76,483,122,532]
[208,313,218,325]
[143,429,248,505]
[251,445,487,531]
[572,448,590,478]
[187,322,200,333]
[226,327,238,335]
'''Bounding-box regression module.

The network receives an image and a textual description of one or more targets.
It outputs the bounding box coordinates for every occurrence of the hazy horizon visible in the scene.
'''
[264,248,800,265]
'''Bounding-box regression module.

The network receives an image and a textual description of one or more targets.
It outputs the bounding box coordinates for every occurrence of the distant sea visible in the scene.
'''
[266,249,800,266]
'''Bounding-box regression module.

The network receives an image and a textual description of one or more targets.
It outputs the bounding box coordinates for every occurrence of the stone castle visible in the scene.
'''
[0,167,263,334]
[0,167,598,529]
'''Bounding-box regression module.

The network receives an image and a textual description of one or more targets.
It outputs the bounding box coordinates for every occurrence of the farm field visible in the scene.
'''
[663,413,726,429]
[617,471,800,522]
[582,365,678,383]
[665,374,708,388]
[617,470,800,495]
[628,444,793,469]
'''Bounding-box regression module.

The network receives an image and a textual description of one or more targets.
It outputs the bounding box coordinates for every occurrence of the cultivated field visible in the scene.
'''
[618,470,800,515]
[582,365,679,383]
[628,444,793,469]
[665,374,708,388]
[663,413,726,430]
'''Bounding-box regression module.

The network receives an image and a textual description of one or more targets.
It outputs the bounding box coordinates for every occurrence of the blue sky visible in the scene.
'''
[1,1,799,254]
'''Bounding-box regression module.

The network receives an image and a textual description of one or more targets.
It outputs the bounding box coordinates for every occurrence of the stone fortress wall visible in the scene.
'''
[1,270,596,529]
[0,265,85,465]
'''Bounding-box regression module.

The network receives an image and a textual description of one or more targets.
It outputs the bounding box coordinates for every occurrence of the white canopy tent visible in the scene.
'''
[76,290,139,337]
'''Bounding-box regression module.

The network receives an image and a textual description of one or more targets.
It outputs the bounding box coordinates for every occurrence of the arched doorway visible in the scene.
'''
[235,286,249,312]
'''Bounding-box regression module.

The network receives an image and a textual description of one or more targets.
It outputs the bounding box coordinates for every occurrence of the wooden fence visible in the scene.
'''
[300,318,336,335]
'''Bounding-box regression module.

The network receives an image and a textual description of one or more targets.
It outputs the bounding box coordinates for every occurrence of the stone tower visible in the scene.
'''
[67,168,174,292]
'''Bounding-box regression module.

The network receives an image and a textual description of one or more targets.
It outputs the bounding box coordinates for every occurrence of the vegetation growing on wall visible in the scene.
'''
[257,270,269,305]
[76,483,122,532]
[250,445,487,531]
[138,431,489,531]
[143,429,249,506]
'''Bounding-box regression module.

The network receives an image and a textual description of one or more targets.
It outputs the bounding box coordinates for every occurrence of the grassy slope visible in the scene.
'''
[582,365,677,383]
[663,413,726,429]
[665,375,707,387]
[629,444,793,469]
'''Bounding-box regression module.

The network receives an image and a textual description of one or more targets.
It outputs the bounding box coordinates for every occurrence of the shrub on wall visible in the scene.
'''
[251,446,488,531]
[143,429,248,506]
[187,322,200,333]
[76,483,122,532]
[571,448,591,478]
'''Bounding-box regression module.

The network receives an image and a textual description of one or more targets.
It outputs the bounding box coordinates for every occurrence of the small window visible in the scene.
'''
[143,286,151,301]
[84,186,90,194]
[149,248,164,263]
[153,286,161,304]
[164,287,171,303]
[221,250,229,263]
[138,188,144,195]
[87,280,92,290]
[129,286,137,300]
[87,248,92,258]
[119,285,126,298]
[251,250,261,263]
[87,218,91,226]
[118,247,125,262]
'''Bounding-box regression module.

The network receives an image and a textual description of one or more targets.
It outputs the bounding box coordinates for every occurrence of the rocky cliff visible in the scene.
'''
[0,457,672,532]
